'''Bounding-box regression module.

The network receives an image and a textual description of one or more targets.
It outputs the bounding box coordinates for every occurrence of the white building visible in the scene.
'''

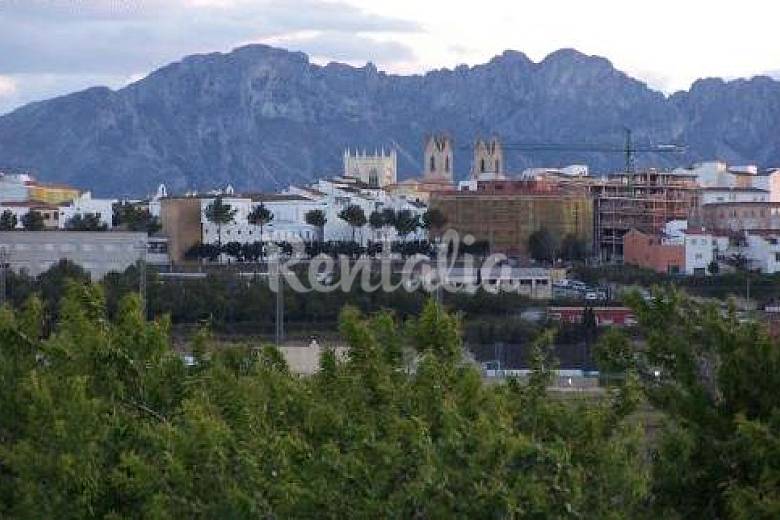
[662,220,729,276]
[520,165,590,180]
[148,184,168,218]
[683,228,729,276]
[745,233,780,274]
[285,176,426,243]
[200,193,321,245]
[752,169,780,202]
[59,192,115,229]
[0,173,33,202]
[699,187,769,205]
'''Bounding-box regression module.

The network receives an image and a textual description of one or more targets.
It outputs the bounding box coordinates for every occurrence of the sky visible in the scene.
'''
[0,0,778,114]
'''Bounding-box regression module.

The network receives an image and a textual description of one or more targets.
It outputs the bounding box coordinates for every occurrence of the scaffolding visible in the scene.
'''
[591,170,698,262]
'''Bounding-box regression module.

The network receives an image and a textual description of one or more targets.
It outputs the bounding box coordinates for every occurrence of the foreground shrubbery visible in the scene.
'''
[0,286,648,518]
[0,281,778,518]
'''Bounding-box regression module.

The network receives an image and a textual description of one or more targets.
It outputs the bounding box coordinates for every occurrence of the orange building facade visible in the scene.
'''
[623,229,685,274]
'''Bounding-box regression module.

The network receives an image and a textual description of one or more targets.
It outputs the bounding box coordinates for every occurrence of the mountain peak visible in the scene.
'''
[541,48,613,68]
[0,45,778,196]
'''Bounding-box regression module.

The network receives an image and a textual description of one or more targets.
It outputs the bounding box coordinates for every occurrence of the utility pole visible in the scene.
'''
[273,253,285,346]
[0,246,8,307]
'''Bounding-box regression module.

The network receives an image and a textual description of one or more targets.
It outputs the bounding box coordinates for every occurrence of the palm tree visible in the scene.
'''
[368,210,385,241]
[21,210,45,231]
[248,203,274,242]
[338,204,367,243]
[421,208,447,240]
[0,210,17,231]
[381,208,396,241]
[393,209,419,243]
[204,196,237,247]
[304,209,327,242]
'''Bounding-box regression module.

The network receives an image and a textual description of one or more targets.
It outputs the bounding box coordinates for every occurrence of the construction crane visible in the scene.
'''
[465,128,686,173]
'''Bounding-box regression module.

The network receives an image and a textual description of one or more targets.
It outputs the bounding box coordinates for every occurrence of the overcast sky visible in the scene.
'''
[1,0,778,114]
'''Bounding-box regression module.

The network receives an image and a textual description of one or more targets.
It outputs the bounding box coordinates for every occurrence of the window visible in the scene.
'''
[429,156,435,172]
[495,159,500,172]
[445,156,450,172]
[776,253,780,262]
[480,159,485,172]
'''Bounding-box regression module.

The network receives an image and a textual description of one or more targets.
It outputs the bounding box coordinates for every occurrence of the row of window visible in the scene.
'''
[3,242,138,253]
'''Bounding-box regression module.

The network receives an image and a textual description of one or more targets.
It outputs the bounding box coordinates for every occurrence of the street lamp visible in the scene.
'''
[134,239,147,319]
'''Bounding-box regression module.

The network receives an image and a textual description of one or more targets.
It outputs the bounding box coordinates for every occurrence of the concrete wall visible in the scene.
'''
[0,231,148,279]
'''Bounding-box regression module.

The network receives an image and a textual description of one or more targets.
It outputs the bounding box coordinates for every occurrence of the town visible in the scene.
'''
[2,134,778,292]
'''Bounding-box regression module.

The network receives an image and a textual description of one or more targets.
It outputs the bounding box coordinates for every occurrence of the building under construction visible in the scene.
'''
[591,170,699,262]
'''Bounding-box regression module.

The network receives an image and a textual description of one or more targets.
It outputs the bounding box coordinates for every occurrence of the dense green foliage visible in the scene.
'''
[0,210,17,231]
[528,228,559,263]
[597,289,780,518]
[0,292,649,518]
[20,211,44,231]
[113,203,161,235]
[65,213,108,231]
[304,209,326,241]
[1,269,777,517]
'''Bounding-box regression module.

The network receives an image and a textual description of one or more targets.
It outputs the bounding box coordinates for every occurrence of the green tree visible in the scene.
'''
[248,203,274,241]
[528,227,560,263]
[0,210,17,230]
[368,210,384,241]
[21,210,45,231]
[64,213,108,231]
[393,209,419,243]
[204,196,237,248]
[304,209,327,242]
[338,204,366,242]
[597,288,780,518]
[113,203,161,235]
[560,233,588,261]
[380,208,396,241]
[707,259,720,275]
[420,207,447,239]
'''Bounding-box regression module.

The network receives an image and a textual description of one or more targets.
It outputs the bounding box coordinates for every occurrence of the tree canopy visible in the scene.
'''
[204,196,237,246]
[20,210,45,231]
[248,203,273,240]
[0,286,650,518]
[528,227,559,263]
[65,213,108,231]
[338,204,366,242]
[0,275,776,518]
[0,210,17,231]
[113,203,161,235]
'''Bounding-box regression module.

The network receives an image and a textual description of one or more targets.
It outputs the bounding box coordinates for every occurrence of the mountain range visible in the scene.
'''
[0,44,779,197]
